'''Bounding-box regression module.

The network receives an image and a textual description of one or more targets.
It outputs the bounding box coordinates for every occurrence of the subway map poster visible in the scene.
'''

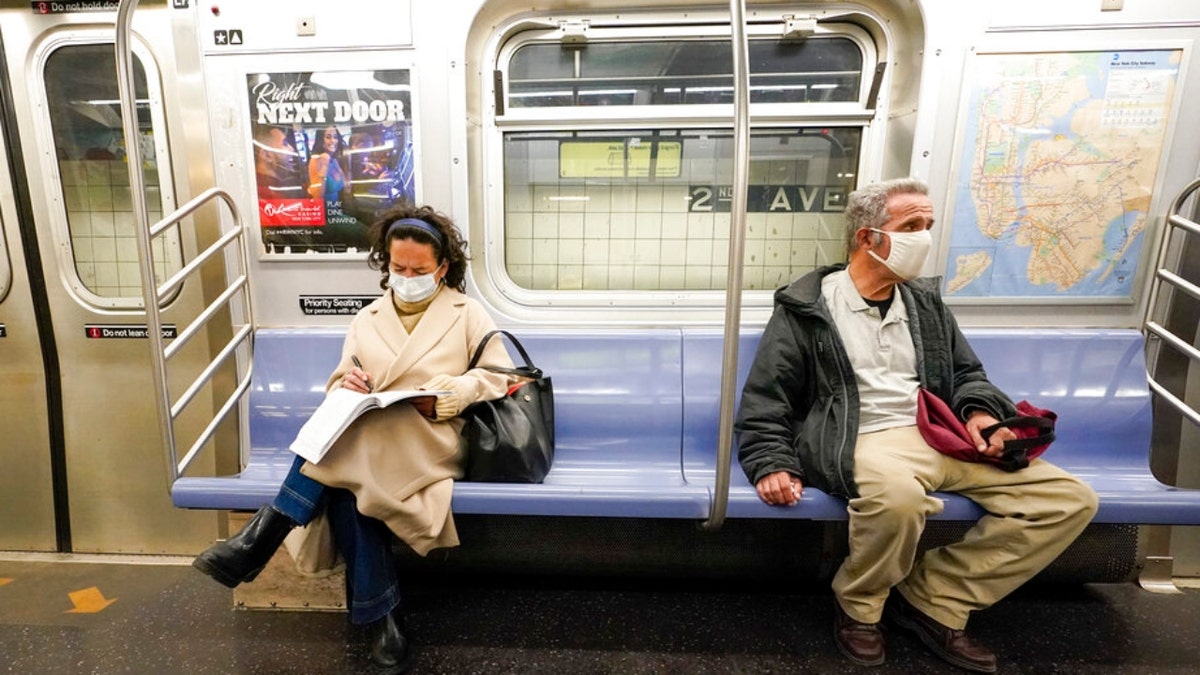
[944,49,1181,300]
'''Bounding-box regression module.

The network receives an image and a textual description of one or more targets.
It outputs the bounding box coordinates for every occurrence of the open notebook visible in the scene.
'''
[290,388,449,464]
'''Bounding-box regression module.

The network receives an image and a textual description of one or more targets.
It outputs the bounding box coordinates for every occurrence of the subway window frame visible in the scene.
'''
[480,16,887,311]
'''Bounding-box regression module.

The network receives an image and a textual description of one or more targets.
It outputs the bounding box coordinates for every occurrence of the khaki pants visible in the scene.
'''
[832,425,1097,629]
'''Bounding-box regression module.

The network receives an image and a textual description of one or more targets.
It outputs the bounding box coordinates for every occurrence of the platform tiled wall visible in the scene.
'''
[61,159,177,298]
[505,181,847,291]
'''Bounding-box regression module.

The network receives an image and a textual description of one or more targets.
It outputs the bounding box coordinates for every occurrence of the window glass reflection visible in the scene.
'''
[45,44,181,300]
[503,128,860,291]
[509,38,863,108]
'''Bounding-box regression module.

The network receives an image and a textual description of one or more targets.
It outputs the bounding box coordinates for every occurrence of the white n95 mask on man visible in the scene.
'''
[389,272,439,302]
[868,228,932,281]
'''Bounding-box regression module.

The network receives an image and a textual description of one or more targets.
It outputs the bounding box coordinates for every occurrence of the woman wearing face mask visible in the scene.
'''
[193,204,513,674]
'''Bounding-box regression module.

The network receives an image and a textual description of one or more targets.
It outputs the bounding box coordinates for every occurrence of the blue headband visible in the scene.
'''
[386,217,445,248]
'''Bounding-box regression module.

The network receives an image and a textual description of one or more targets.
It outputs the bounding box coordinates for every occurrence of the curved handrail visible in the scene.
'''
[1145,177,1200,327]
[1143,177,1200,429]
[702,0,751,530]
[117,0,254,486]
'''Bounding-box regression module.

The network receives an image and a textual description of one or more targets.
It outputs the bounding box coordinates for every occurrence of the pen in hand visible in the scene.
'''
[351,355,373,392]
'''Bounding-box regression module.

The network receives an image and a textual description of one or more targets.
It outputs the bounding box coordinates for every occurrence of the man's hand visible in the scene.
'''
[756,471,803,506]
[965,411,1016,458]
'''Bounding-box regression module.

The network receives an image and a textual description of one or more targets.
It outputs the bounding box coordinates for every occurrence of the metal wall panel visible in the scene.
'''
[0,7,219,553]
[0,141,55,552]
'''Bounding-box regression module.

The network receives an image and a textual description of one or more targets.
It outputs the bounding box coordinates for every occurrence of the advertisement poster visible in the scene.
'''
[249,70,415,254]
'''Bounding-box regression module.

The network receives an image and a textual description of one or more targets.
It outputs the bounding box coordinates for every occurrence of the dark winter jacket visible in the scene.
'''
[735,265,1016,499]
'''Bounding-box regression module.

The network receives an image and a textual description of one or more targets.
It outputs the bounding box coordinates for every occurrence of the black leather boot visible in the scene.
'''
[192,505,296,588]
[369,608,412,674]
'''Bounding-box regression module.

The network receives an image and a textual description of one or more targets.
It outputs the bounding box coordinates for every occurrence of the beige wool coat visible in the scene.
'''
[297,286,512,557]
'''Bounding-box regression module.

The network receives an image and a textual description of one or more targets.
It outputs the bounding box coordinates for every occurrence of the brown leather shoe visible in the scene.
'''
[834,600,885,666]
[886,593,997,673]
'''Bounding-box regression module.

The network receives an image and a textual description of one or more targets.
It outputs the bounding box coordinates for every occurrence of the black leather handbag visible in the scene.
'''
[460,330,555,483]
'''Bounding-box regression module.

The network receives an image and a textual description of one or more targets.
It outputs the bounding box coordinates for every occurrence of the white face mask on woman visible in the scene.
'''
[867,228,932,281]
[388,271,440,303]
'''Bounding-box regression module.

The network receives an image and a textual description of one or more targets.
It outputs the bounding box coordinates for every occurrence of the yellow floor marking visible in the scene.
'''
[65,587,117,613]
[0,578,11,587]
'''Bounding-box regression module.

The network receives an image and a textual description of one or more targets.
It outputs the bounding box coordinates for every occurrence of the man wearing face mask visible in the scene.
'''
[735,178,1096,672]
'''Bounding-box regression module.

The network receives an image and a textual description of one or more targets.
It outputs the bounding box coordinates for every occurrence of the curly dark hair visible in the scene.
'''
[366,204,469,293]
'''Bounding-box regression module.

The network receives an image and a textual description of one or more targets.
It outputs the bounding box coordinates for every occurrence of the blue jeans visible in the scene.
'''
[326,488,402,625]
[272,455,325,525]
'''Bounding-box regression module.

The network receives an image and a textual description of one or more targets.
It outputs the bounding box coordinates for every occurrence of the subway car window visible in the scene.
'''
[43,44,181,302]
[508,37,863,107]
[498,27,872,293]
[504,128,858,290]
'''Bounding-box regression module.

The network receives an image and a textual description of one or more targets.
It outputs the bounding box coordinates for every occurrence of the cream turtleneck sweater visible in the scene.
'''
[394,286,462,421]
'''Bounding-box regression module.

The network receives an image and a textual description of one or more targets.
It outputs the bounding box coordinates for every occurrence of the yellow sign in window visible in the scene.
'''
[559,140,681,178]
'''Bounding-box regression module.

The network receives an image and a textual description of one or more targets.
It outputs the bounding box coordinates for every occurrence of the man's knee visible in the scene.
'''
[1068,479,1099,521]
[853,476,932,522]
[1041,474,1098,525]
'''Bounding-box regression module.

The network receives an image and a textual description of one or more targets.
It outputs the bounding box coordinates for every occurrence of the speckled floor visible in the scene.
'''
[1,557,1198,674]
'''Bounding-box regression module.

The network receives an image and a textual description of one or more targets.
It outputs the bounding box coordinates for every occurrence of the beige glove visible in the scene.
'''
[420,373,464,421]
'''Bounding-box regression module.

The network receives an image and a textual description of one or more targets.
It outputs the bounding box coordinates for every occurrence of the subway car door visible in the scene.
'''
[0,32,55,552]
[0,9,219,554]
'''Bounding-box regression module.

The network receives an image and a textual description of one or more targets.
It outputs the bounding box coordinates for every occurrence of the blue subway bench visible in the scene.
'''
[172,327,1200,526]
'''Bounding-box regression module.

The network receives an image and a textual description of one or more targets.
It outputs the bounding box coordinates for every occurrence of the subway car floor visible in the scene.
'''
[1,554,1199,674]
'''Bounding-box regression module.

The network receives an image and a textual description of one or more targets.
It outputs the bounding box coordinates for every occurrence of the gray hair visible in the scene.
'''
[843,177,929,254]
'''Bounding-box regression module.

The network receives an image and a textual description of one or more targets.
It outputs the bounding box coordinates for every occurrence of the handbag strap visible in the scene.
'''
[467,329,542,377]
[981,416,1056,452]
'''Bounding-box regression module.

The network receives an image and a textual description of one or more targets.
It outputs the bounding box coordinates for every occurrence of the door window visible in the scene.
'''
[43,42,181,305]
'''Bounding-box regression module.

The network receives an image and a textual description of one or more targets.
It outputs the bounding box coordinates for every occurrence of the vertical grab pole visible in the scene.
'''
[116,0,177,485]
[702,0,751,530]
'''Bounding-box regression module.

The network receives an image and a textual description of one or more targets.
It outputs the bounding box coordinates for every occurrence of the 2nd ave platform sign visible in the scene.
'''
[688,185,847,213]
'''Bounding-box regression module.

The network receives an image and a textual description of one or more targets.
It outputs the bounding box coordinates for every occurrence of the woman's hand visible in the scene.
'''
[311,153,330,176]
[410,395,437,419]
[341,367,372,394]
[756,471,803,506]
